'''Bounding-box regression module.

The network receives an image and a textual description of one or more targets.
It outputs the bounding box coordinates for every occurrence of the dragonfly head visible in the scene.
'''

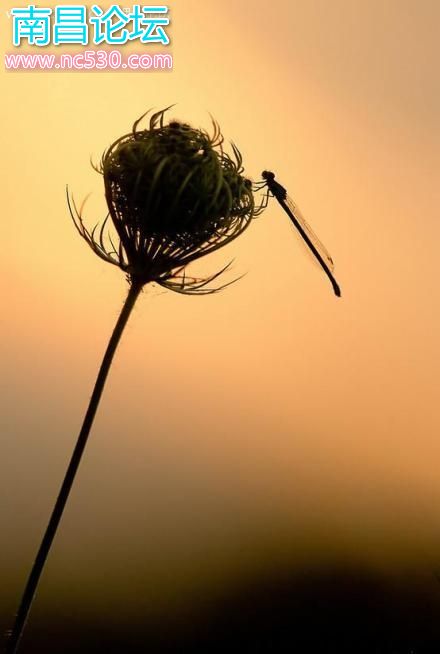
[262,170,275,182]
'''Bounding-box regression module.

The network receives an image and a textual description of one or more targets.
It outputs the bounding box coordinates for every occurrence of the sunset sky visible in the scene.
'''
[1,0,440,648]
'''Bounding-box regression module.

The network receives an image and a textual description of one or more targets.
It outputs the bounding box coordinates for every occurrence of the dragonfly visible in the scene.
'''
[260,171,341,297]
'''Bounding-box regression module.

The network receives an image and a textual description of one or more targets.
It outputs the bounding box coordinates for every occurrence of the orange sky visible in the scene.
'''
[2,0,440,620]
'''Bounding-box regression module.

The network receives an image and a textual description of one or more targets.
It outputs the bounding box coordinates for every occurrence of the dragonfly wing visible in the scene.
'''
[283,194,335,272]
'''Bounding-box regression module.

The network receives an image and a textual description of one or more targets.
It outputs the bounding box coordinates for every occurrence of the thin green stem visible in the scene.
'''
[6,280,143,654]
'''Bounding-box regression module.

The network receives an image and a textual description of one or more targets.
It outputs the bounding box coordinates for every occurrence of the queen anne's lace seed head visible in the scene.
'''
[68,107,264,294]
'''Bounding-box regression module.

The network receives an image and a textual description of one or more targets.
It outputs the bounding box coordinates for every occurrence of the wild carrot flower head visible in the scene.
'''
[69,107,264,294]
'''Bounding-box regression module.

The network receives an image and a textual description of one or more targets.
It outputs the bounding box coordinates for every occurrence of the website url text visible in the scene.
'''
[4,49,173,71]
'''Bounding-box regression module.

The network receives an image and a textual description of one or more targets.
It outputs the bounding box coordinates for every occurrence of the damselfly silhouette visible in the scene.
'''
[260,171,341,297]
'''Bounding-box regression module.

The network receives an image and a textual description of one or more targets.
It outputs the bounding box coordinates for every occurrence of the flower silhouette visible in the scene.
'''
[68,106,264,293]
[7,108,262,654]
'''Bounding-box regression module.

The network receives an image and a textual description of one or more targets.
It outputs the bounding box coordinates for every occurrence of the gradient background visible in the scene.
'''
[2,1,440,651]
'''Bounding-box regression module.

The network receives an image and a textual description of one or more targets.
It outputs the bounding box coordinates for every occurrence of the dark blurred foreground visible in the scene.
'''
[6,563,440,653]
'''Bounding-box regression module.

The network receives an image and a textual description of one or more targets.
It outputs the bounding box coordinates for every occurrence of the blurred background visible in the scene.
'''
[1,1,440,651]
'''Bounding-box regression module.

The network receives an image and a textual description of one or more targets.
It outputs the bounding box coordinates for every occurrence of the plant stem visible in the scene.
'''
[6,280,143,654]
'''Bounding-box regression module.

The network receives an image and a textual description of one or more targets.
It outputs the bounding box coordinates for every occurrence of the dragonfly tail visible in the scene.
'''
[332,279,342,297]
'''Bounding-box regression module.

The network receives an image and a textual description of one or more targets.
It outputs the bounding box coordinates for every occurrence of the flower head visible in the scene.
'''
[68,107,264,294]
